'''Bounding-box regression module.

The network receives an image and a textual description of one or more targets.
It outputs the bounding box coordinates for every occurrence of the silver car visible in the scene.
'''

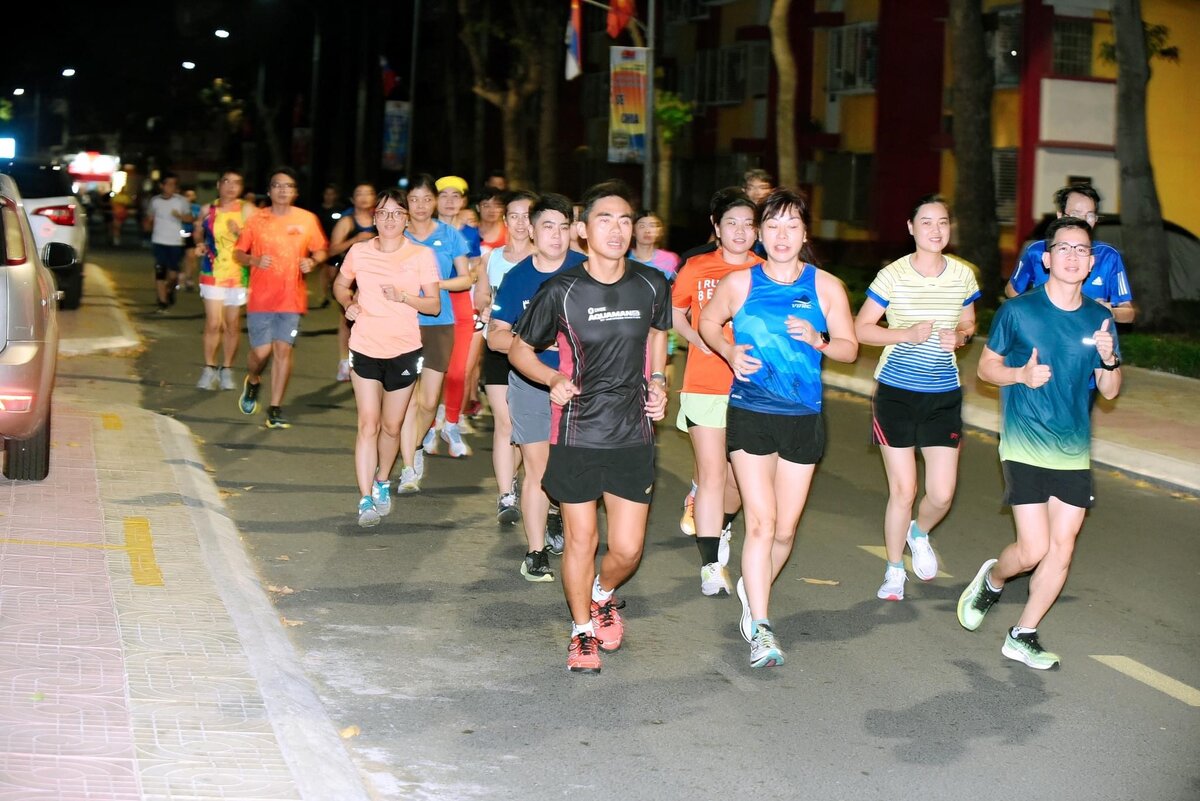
[0,172,68,480]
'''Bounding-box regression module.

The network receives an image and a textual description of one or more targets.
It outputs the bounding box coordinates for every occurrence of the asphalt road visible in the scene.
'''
[85,245,1199,801]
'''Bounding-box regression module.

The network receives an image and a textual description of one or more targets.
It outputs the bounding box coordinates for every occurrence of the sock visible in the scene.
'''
[697,536,720,565]
[985,572,1003,594]
[887,560,905,570]
[592,577,613,604]
[1011,626,1036,637]
[206,364,217,369]
[572,620,595,637]
[751,618,770,635]
[723,512,738,530]
[689,480,698,497]
[908,520,928,539]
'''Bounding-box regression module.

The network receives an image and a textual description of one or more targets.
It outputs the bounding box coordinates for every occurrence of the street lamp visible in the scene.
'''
[61,68,76,78]
[12,88,24,96]
[214,29,230,39]
[182,61,197,70]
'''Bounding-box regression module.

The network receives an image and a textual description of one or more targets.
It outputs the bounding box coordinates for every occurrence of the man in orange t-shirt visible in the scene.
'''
[233,167,328,429]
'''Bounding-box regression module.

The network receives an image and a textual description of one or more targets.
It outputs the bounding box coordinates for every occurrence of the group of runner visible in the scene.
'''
[184,166,1124,676]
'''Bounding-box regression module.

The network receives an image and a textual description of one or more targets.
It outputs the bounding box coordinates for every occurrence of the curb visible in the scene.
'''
[57,263,142,356]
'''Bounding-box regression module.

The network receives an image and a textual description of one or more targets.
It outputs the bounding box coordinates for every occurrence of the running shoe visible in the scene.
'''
[567,632,602,674]
[357,496,380,528]
[463,399,483,419]
[218,366,236,391]
[497,492,520,525]
[750,623,785,668]
[372,480,392,516]
[196,365,219,390]
[520,549,555,582]
[457,416,476,435]
[736,577,752,643]
[238,377,260,415]
[907,523,939,581]
[265,406,290,429]
[422,426,439,455]
[957,558,1001,631]
[700,562,732,596]
[397,466,421,494]
[590,598,624,652]
[680,490,696,536]
[413,447,425,480]
[717,522,732,566]
[434,403,446,429]
[336,359,351,382]
[441,423,472,458]
[545,509,565,555]
[1002,629,1061,670]
[877,565,907,601]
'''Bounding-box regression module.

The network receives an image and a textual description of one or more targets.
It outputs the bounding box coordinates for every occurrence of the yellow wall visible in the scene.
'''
[839,95,876,153]
[1144,0,1200,235]
[840,0,880,25]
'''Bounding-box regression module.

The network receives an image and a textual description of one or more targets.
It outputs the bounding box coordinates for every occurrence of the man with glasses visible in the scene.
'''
[960,216,1122,670]
[233,166,329,429]
[1006,183,1135,323]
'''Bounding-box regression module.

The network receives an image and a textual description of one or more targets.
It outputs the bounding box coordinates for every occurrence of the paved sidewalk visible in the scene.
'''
[0,268,370,800]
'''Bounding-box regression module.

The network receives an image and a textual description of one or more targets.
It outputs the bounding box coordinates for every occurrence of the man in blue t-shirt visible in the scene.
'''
[1006,183,1134,323]
[961,216,1123,671]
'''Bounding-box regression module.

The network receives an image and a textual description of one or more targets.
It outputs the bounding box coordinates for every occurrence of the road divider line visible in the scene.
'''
[857,545,953,579]
[1090,655,1200,707]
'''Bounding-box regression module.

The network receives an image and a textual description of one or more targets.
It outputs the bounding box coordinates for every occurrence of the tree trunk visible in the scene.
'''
[1112,0,1174,329]
[949,0,1003,306]
[537,30,562,190]
[769,0,798,187]
[501,95,529,189]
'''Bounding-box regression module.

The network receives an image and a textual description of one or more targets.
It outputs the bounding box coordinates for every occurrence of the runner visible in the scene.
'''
[464,186,509,420]
[396,174,473,491]
[959,216,1122,670]
[508,182,671,673]
[145,172,193,313]
[179,186,201,292]
[490,193,587,580]
[328,183,379,381]
[475,190,537,527]
[671,187,762,595]
[853,195,980,601]
[317,184,342,309]
[233,166,328,429]
[698,187,857,668]
[335,188,440,527]
[194,170,253,391]
[629,209,680,279]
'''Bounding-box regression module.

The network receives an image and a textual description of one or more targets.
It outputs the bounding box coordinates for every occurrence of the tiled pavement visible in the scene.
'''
[0,401,367,800]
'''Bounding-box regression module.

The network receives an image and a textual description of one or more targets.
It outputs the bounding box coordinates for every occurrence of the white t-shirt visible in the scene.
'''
[149,194,192,246]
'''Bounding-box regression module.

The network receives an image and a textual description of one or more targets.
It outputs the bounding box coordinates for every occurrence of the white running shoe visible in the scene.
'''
[422,426,439,455]
[357,496,380,528]
[397,466,421,494]
[701,562,732,596]
[371,480,392,516]
[336,359,351,382]
[217,366,236,391]
[877,565,907,601]
[413,447,425,480]
[196,366,219,390]
[736,577,752,643]
[907,524,939,581]
[441,422,472,458]
[717,523,732,567]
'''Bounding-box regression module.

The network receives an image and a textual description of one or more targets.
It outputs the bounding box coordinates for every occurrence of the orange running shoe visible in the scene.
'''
[591,598,625,652]
[567,632,602,674]
[680,490,696,536]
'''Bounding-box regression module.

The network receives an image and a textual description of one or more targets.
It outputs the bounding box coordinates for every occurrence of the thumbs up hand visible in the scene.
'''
[1094,318,1116,363]
[1021,348,1053,389]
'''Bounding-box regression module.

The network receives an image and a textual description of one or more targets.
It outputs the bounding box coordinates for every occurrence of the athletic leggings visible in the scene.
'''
[443,289,475,425]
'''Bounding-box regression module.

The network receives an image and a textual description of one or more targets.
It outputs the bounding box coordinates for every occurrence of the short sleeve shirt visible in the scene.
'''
[236,207,328,313]
[987,287,1119,470]
[1009,239,1133,307]
[513,261,673,448]
[671,250,760,395]
[405,220,469,326]
[150,194,192,246]
[867,254,981,392]
[340,239,439,357]
[492,250,588,369]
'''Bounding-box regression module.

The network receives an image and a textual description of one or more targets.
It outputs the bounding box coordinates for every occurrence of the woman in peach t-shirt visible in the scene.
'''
[334,188,441,527]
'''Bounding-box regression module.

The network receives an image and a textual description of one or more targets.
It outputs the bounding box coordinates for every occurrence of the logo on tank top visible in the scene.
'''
[587,306,642,322]
[791,294,814,310]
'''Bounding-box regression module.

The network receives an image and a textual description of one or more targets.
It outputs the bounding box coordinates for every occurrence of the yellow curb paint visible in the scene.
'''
[1090,655,1200,707]
[857,545,953,579]
[0,517,163,587]
[101,413,123,430]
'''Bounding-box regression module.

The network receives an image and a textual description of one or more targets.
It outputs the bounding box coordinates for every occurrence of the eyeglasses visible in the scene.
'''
[1066,211,1099,225]
[373,209,406,220]
[1050,242,1092,257]
[270,182,296,189]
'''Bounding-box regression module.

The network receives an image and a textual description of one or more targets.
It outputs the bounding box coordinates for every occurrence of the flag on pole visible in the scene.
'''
[566,0,583,80]
[607,0,635,39]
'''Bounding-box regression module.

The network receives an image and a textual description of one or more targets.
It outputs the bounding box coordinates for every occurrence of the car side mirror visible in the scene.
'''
[42,241,77,269]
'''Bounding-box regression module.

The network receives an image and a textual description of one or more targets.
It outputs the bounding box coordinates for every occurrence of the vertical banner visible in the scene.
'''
[608,47,648,164]
[381,100,411,171]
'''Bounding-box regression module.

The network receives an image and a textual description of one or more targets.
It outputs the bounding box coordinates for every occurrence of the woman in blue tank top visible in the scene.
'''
[699,188,858,669]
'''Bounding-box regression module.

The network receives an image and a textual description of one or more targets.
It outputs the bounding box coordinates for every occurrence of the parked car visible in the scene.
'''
[0,172,67,480]
[0,160,87,309]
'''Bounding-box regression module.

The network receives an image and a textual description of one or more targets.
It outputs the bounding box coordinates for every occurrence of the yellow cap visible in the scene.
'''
[435,175,468,195]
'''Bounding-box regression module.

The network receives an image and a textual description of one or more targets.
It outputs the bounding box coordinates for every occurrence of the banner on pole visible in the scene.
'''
[608,47,647,165]
[381,100,411,171]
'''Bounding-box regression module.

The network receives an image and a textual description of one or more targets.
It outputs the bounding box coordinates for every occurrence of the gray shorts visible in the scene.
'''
[508,371,552,445]
[247,312,301,348]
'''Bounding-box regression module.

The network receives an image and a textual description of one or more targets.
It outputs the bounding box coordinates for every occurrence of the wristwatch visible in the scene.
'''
[1100,356,1121,371]
[814,330,830,350]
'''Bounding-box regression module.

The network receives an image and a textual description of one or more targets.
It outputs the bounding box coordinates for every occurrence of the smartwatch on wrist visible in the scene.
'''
[814,330,830,351]
[1100,356,1121,371]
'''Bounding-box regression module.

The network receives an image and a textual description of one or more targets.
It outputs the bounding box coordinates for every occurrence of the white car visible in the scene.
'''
[0,161,87,309]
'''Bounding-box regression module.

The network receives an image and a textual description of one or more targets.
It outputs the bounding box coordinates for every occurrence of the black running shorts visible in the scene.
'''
[543,444,656,504]
[871,383,963,449]
[1002,460,1094,509]
[350,348,423,392]
[726,406,825,465]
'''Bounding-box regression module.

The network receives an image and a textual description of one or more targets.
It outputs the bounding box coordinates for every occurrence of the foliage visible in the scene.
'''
[654,92,694,146]
[0,99,11,123]
[1118,333,1200,378]
[1099,23,1181,65]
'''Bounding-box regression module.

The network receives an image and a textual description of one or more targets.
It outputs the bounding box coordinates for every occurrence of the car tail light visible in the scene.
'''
[33,204,76,226]
[0,394,35,413]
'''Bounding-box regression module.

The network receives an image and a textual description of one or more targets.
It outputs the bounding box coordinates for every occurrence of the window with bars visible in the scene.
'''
[988,9,1022,87]
[993,148,1018,224]
[827,24,878,93]
[681,42,771,107]
[1053,18,1094,77]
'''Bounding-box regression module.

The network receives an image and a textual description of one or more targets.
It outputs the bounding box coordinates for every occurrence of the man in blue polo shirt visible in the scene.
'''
[1006,183,1134,323]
